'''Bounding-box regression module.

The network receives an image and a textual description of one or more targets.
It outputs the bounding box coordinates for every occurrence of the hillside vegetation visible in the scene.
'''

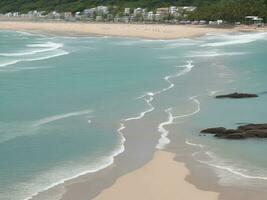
[0,0,266,22]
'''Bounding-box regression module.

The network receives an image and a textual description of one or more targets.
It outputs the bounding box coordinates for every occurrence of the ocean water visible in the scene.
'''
[0,30,267,200]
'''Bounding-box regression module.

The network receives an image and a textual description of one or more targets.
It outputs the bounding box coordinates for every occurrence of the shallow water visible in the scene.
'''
[0,30,267,200]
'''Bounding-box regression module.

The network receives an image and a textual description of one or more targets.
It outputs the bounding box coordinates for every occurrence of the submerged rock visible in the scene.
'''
[200,124,267,139]
[215,92,258,99]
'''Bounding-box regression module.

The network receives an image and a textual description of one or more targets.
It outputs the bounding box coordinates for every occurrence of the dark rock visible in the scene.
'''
[243,130,267,138]
[201,127,226,134]
[222,133,246,139]
[200,123,267,140]
[215,92,258,99]
[238,124,267,131]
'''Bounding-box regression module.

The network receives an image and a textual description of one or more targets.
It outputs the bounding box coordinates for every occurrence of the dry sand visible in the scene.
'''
[0,21,234,39]
[94,151,219,200]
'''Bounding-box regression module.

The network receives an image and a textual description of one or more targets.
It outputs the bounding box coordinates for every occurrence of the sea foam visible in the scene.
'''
[192,151,267,183]
[0,42,63,57]
[202,32,267,47]
[156,108,173,150]
[33,110,93,127]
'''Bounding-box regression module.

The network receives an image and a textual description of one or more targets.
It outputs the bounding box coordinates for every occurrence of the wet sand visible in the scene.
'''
[10,22,267,200]
[94,151,218,200]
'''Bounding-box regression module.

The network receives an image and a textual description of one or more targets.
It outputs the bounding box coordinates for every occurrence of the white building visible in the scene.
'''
[13,12,19,17]
[124,8,131,15]
[47,11,61,19]
[147,11,154,21]
[96,6,109,15]
[169,6,177,14]
[183,6,197,12]
[84,8,96,18]
[133,8,143,17]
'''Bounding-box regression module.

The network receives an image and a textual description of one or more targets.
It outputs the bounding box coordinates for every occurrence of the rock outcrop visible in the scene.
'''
[201,124,267,139]
[215,92,258,99]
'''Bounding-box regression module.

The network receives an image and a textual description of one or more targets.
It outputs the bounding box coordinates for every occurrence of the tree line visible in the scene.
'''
[189,0,267,22]
[0,0,266,22]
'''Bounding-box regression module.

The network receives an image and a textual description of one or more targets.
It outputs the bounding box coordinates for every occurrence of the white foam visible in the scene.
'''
[24,123,126,200]
[23,119,126,200]
[206,89,224,96]
[25,51,69,62]
[0,42,63,57]
[136,61,194,105]
[123,95,155,122]
[0,60,20,68]
[193,151,267,182]
[15,31,35,36]
[163,40,201,49]
[154,61,194,95]
[202,32,267,47]
[0,50,69,68]
[25,60,195,200]
[174,96,200,119]
[156,96,201,150]
[134,61,195,150]
[0,66,53,73]
[156,108,174,150]
[185,139,205,148]
[33,110,92,127]
[187,51,246,58]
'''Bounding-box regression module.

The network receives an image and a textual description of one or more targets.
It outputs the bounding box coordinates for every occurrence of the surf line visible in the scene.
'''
[156,96,201,150]
[106,61,196,196]
[129,60,195,123]
[156,108,173,150]
[122,61,195,150]
[192,151,267,181]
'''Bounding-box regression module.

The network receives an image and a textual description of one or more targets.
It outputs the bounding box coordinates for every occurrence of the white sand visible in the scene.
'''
[0,21,234,39]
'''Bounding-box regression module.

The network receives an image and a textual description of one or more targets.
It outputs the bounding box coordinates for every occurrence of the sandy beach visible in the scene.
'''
[0,21,235,39]
[94,151,218,200]
[2,21,267,200]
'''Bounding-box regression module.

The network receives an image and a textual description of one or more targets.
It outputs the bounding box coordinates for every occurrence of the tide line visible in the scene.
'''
[156,108,173,150]
[192,151,267,181]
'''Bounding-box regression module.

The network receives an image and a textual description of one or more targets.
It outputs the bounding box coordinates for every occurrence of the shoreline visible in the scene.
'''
[3,24,266,200]
[94,151,219,200]
[0,21,237,39]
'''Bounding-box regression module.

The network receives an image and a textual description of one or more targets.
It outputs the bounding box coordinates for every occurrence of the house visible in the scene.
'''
[5,12,13,17]
[64,12,74,21]
[245,16,264,26]
[13,12,19,17]
[133,8,143,17]
[183,6,197,12]
[96,6,109,15]
[156,7,169,16]
[169,6,177,15]
[199,20,207,25]
[147,11,154,21]
[121,16,130,23]
[47,11,61,20]
[84,8,96,18]
[75,12,82,20]
[124,8,131,15]
[95,15,103,21]
[217,20,223,25]
[155,7,169,21]
[133,8,147,17]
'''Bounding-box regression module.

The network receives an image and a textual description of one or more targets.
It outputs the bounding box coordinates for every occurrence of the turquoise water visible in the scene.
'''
[0,30,267,200]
